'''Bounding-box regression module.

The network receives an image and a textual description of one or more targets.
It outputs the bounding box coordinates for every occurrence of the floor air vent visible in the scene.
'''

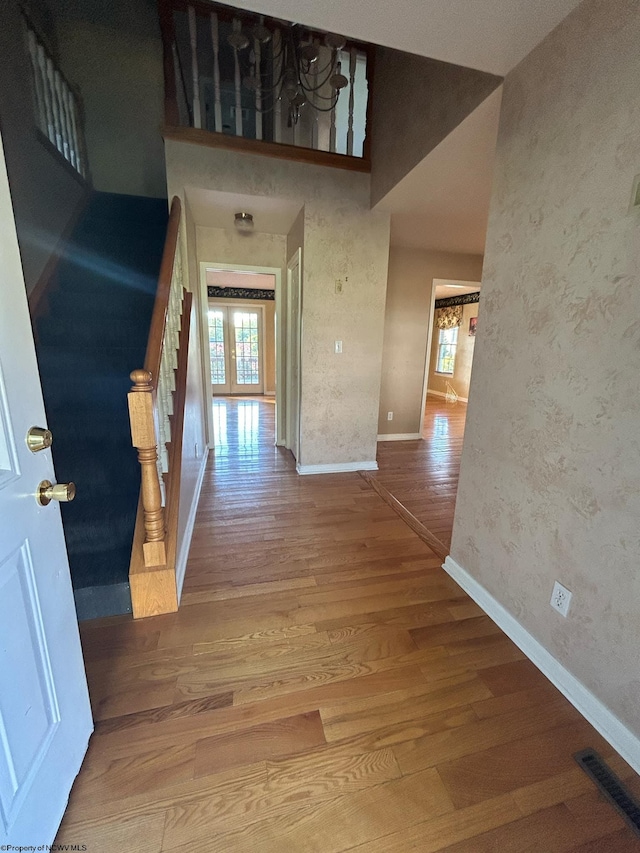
[574,749,640,837]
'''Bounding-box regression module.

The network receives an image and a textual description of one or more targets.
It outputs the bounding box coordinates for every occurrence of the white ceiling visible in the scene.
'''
[206,270,275,288]
[434,282,481,299]
[186,187,302,235]
[376,87,503,255]
[215,0,582,76]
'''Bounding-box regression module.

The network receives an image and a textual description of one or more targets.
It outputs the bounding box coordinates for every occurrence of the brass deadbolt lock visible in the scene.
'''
[37,480,76,506]
[27,426,53,453]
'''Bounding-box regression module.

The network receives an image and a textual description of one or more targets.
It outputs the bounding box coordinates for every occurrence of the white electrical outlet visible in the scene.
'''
[550,581,572,617]
[335,279,343,294]
[387,411,393,421]
[334,340,342,354]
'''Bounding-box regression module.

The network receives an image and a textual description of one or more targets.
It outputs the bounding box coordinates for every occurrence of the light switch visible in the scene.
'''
[334,340,342,354]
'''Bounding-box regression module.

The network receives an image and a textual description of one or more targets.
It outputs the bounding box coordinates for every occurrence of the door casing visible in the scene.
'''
[286,250,302,460]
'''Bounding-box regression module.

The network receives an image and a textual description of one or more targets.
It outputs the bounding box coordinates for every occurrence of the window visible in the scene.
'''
[436,327,458,375]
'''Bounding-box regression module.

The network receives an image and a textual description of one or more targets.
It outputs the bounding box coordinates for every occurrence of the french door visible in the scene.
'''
[208,305,263,395]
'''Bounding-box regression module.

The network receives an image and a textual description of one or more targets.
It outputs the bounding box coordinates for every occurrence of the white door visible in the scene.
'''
[0,131,92,846]
[286,251,302,460]
[230,308,263,394]
[209,305,264,395]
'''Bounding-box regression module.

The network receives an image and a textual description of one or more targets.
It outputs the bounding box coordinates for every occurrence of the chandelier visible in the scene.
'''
[226,18,350,125]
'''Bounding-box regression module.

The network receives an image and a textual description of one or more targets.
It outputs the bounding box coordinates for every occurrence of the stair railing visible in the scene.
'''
[158,0,374,166]
[127,196,193,618]
[23,16,88,179]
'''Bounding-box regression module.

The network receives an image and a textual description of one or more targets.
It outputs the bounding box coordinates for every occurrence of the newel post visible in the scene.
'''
[128,369,167,567]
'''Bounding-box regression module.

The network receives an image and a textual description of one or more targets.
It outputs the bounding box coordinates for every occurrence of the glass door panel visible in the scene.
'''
[231,311,262,392]
[209,305,264,396]
[208,309,230,394]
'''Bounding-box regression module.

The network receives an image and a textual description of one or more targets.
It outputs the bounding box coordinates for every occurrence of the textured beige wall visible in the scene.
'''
[51,0,166,198]
[428,302,478,400]
[167,143,390,467]
[0,0,86,293]
[451,0,640,737]
[370,47,501,205]
[378,248,483,435]
[196,226,286,271]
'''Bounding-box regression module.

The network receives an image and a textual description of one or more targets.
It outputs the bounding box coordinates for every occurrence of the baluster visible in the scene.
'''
[210,12,222,132]
[254,36,263,141]
[159,0,179,125]
[310,38,319,150]
[329,56,339,152]
[128,370,166,566]
[160,332,171,439]
[46,57,64,152]
[26,31,47,134]
[232,19,243,137]
[54,72,71,161]
[67,90,82,173]
[61,86,77,169]
[273,29,282,143]
[37,46,55,144]
[329,99,337,154]
[347,48,357,156]
[156,360,168,472]
[187,6,201,129]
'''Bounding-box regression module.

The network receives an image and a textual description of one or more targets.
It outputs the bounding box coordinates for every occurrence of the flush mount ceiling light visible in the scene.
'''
[234,212,254,234]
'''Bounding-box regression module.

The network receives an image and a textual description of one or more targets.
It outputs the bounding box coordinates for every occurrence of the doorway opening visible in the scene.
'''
[374,279,482,555]
[209,305,265,395]
[199,263,287,457]
[421,279,480,431]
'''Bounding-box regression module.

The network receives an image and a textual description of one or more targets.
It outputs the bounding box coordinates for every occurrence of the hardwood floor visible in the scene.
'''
[374,395,468,554]
[55,397,640,851]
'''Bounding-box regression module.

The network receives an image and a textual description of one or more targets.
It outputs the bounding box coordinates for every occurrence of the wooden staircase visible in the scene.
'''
[127,196,193,618]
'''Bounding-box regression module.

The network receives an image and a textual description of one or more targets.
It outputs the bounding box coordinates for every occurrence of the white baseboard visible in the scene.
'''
[176,447,209,603]
[377,432,422,442]
[428,388,469,403]
[296,460,378,475]
[443,555,640,775]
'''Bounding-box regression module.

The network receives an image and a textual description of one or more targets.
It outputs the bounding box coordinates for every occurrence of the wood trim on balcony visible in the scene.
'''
[162,125,372,173]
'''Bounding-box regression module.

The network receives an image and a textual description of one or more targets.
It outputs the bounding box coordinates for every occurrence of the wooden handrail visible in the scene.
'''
[127,195,191,618]
[145,196,181,389]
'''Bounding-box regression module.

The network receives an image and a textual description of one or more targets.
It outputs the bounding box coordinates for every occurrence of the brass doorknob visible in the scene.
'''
[37,480,76,506]
[27,426,53,453]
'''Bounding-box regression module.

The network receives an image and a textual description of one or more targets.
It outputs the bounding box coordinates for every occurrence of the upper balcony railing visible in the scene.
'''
[159,0,373,170]
[23,16,88,180]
